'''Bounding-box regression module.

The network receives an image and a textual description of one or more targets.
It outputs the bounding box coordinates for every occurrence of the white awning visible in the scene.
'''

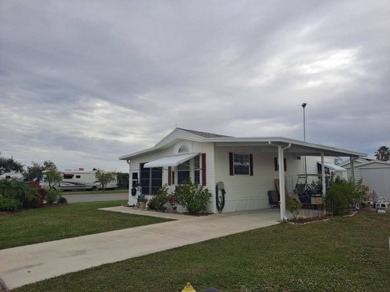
[144,153,199,168]
[318,162,346,172]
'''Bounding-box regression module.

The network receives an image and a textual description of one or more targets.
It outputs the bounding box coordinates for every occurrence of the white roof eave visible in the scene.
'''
[119,135,366,161]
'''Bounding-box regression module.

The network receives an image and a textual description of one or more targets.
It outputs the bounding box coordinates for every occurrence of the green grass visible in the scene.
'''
[0,201,170,249]
[13,211,390,292]
[60,188,127,195]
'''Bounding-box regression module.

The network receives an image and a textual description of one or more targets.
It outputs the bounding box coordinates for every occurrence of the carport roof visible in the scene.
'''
[209,136,366,157]
[119,128,366,160]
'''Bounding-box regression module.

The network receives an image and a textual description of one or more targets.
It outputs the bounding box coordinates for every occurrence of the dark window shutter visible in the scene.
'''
[168,167,172,185]
[274,157,287,171]
[201,153,206,186]
[250,154,253,176]
[229,152,234,176]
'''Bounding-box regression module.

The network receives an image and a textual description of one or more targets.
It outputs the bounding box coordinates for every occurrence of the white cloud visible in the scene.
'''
[0,0,389,170]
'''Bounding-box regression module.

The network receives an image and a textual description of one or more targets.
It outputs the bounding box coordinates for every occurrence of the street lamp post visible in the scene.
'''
[302,103,307,181]
[302,103,307,141]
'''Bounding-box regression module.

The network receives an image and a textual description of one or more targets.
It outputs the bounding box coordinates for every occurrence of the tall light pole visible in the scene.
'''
[302,103,307,181]
[302,103,307,141]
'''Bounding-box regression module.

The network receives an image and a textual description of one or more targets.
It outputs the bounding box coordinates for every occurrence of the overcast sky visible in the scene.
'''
[1,0,389,172]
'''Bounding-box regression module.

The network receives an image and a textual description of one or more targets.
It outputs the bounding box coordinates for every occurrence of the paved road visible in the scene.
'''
[63,192,128,203]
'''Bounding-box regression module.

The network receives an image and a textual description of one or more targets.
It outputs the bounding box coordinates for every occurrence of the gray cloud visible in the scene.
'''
[0,0,389,171]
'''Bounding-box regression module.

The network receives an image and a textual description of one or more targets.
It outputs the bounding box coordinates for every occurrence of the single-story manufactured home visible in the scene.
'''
[119,128,366,220]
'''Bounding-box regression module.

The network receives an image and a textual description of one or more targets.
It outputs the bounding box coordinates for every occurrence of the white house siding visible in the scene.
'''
[342,160,367,182]
[213,146,302,212]
[346,168,362,183]
[304,156,347,182]
[358,165,390,200]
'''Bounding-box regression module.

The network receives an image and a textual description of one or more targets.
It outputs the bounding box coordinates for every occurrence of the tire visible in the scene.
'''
[91,186,98,191]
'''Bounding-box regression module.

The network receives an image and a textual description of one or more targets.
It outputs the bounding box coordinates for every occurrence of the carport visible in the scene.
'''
[209,136,366,220]
[265,138,366,220]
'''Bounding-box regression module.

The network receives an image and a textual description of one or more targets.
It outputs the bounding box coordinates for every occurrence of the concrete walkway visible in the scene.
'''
[0,207,280,290]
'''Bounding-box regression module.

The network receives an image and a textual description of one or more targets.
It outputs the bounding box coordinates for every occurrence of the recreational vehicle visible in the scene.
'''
[39,169,118,191]
[0,171,24,181]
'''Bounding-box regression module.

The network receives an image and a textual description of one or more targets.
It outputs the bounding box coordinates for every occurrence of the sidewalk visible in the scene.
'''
[0,207,280,290]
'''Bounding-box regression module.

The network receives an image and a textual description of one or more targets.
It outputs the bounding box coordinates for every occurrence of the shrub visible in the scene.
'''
[325,178,368,215]
[0,180,42,208]
[286,197,302,220]
[175,181,211,214]
[148,185,169,211]
[46,189,59,204]
[0,195,22,211]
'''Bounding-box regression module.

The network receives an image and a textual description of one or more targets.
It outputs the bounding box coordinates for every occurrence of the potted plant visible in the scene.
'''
[137,196,148,209]
[167,194,177,212]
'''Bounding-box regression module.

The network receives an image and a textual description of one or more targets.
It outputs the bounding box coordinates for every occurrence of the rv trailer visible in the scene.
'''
[0,171,24,181]
[39,169,118,191]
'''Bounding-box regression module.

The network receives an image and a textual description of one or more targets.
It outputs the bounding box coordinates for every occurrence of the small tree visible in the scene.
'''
[24,160,58,181]
[95,170,116,191]
[116,172,129,189]
[0,153,24,175]
[45,169,63,190]
[375,146,390,161]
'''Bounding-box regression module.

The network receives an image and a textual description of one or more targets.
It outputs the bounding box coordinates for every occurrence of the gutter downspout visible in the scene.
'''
[278,143,291,221]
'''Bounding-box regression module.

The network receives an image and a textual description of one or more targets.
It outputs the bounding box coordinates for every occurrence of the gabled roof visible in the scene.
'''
[176,128,231,138]
[119,128,367,160]
[153,128,231,149]
[339,157,375,167]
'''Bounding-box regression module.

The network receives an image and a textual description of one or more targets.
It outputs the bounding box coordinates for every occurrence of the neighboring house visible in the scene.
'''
[305,156,348,181]
[343,160,390,200]
[119,128,365,220]
[339,158,375,182]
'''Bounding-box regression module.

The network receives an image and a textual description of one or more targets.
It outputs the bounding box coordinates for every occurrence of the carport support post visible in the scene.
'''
[350,157,355,182]
[321,153,326,195]
[278,145,286,221]
[126,160,132,205]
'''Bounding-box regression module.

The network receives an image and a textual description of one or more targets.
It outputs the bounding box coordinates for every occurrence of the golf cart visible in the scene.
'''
[294,174,332,209]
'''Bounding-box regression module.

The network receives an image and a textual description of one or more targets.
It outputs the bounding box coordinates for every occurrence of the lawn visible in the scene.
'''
[0,201,171,249]
[13,210,390,292]
[59,188,127,195]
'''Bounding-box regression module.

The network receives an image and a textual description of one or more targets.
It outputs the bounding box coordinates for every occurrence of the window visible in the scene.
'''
[140,163,162,195]
[63,174,74,179]
[274,157,287,171]
[76,175,81,179]
[317,163,330,174]
[178,145,189,153]
[132,172,138,188]
[178,160,190,184]
[229,153,253,175]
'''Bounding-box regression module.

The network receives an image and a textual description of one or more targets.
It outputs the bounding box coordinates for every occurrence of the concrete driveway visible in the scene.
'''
[0,207,281,290]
